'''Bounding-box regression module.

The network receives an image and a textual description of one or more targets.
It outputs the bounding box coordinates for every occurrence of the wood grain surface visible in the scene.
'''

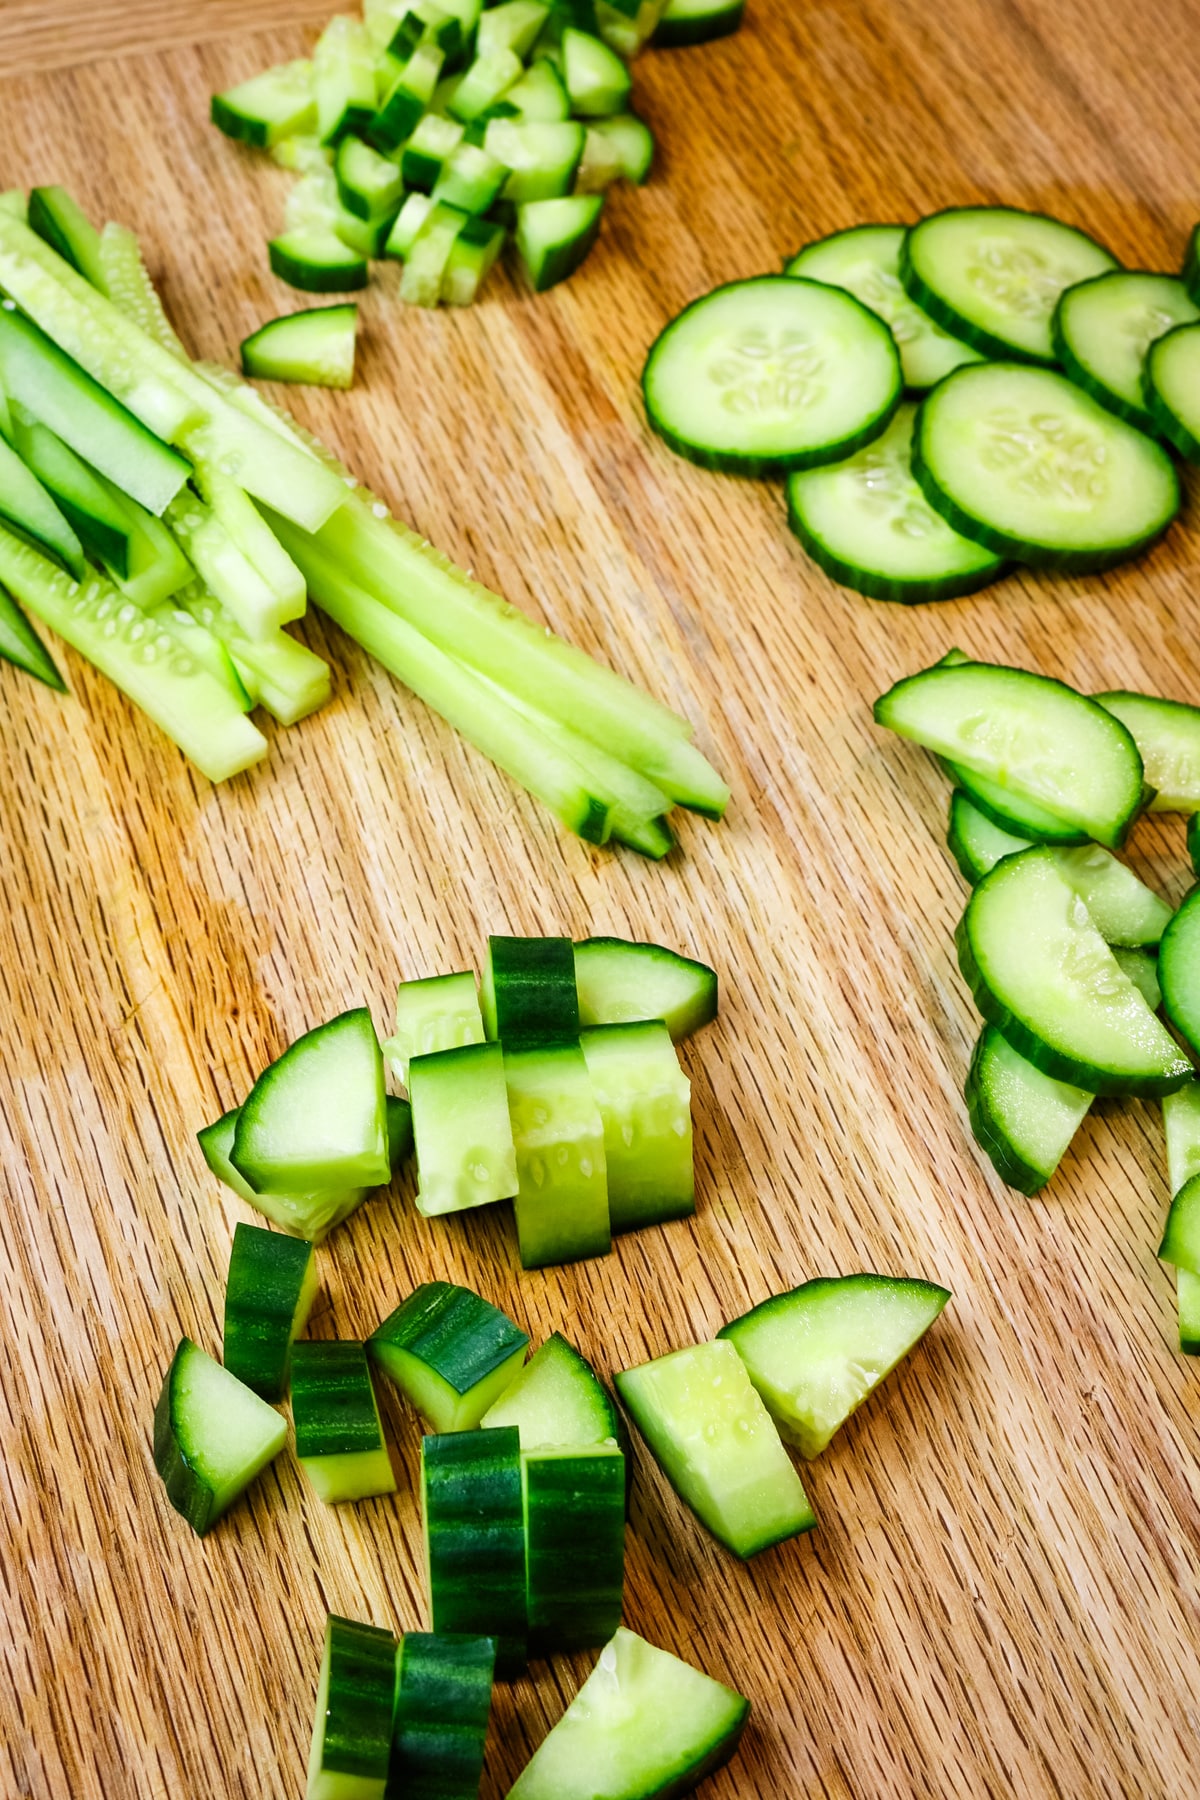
[3,2,1200,1796]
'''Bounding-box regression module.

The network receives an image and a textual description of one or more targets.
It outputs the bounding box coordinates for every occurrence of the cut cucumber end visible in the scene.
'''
[153,1338,287,1535]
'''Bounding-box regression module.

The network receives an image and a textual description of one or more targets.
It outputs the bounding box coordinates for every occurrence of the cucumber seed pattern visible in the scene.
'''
[967,240,1078,321]
[955,709,1081,794]
[708,329,825,416]
[979,409,1109,505]
[841,264,935,348]
[852,436,958,540]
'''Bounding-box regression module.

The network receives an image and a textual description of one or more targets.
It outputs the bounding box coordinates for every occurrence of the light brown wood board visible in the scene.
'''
[2,1,1200,1796]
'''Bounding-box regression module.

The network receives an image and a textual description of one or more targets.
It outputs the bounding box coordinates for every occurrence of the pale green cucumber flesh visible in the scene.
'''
[153,1338,287,1535]
[233,1008,390,1192]
[580,1021,694,1231]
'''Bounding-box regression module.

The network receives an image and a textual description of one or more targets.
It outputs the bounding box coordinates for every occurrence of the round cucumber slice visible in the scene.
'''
[1145,321,1200,461]
[900,207,1118,364]
[1159,885,1200,1058]
[786,402,1005,602]
[642,275,901,476]
[1052,271,1199,433]
[785,224,982,389]
[914,363,1179,571]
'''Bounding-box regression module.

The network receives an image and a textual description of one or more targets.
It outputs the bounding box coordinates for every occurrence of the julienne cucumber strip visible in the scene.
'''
[0,581,64,689]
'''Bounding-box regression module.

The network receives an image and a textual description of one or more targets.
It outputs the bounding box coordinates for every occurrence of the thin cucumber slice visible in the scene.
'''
[1159,884,1200,1056]
[562,28,632,115]
[198,1106,372,1241]
[1112,946,1161,1012]
[900,207,1118,364]
[212,59,316,147]
[786,403,1005,603]
[7,401,134,573]
[385,971,485,1084]
[232,1008,390,1193]
[422,1426,527,1675]
[515,194,604,291]
[914,362,1179,572]
[335,136,405,221]
[369,1280,527,1431]
[242,306,358,388]
[956,846,1191,1095]
[387,192,436,259]
[643,275,901,476]
[153,1337,287,1535]
[222,1222,318,1401]
[875,659,1145,848]
[574,937,717,1039]
[269,230,369,293]
[481,1331,621,1448]
[1164,1079,1200,1194]
[580,1022,694,1231]
[1052,271,1199,433]
[401,202,468,306]
[1159,1172,1200,1274]
[1144,322,1200,460]
[0,581,64,689]
[718,1275,950,1456]
[314,15,378,145]
[481,934,580,1047]
[484,118,586,202]
[389,1633,495,1800]
[1095,690,1200,812]
[97,222,190,362]
[505,1043,611,1268]
[965,1026,1092,1195]
[947,788,1031,883]
[948,764,1088,846]
[307,1614,396,1800]
[446,49,523,124]
[615,1338,816,1558]
[27,187,107,292]
[652,0,744,45]
[370,41,446,148]
[291,1340,397,1503]
[523,1443,625,1655]
[0,430,83,574]
[785,224,981,390]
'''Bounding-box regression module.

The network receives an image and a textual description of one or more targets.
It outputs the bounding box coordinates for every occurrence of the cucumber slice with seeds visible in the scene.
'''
[1144,321,1200,461]
[965,1025,1092,1195]
[369,1280,528,1431]
[222,1222,318,1401]
[308,1614,396,1800]
[0,581,64,689]
[212,58,316,147]
[232,1008,390,1194]
[505,1043,611,1268]
[1095,690,1200,812]
[900,207,1118,364]
[292,1340,397,1503]
[481,1330,621,1447]
[422,1426,527,1675]
[241,306,358,388]
[580,1022,694,1231]
[644,275,901,476]
[573,937,717,1039]
[1159,884,1200,1057]
[153,1337,287,1535]
[389,1632,495,1800]
[1052,270,1199,434]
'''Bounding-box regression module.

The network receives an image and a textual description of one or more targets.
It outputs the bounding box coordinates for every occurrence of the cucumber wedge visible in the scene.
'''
[368,1280,528,1431]
[213,59,317,148]
[1144,321,1200,460]
[232,1009,389,1193]
[241,305,358,388]
[965,1026,1092,1195]
[1095,689,1200,812]
[1159,884,1200,1057]
[198,1106,372,1240]
[153,1337,287,1535]
[480,1331,622,1448]
[222,1223,318,1402]
[573,937,718,1039]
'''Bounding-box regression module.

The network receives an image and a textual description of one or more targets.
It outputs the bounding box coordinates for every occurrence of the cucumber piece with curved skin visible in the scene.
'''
[1159,884,1200,1057]
[408,1042,520,1216]
[965,1026,1092,1195]
[508,1627,749,1800]
[153,1337,287,1535]
[562,28,632,115]
[442,215,507,305]
[197,1101,401,1241]
[479,0,550,57]
[292,1341,397,1503]
[386,970,485,1084]
[212,59,316,147]
[1144,321,1200,460]
[643,275,901,477]
[232,1008,390,1194]
[523,1443,625,1655]
[1052,271,1199,434]
[1095,690,1200,813]
[368,1280,528,1431]
[27,186,107,292]
[515,194,604,291]
[585,114,653,184]
[900,207,1118,364]
[446,48,522,122]
[580,1022,694,1231]
[615,1338,815,1558]
[0,581,64,689]
[242,306,358,389]
[482,935,579,1046]
[506,1043,611,1268]
[785,224,981,390]
[0,431,83,575]
[308,1614,396,1800]
[947,788,1031,883]
[948,764,1089,846]
[652,0,744,45]
[507,58,571,119]
[913,363,1179,572]
[484,118,586,201]
[481,1331,621,1447]
[573,937,718,1039]
[269,230,370,293]
[1159,1172,1200,1275]
[335,136,405,220]
[422,1426,527,1675]
[1161,1081,1200,1353]
[222,1222,318,1401]
[956,847,1191,1096]
[718,1275,950,1455]
[389,1632,495,1800]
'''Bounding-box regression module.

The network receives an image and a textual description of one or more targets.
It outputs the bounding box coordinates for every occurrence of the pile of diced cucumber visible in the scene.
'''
[875,647,1200,1352]
[643,205,1200,603]
[211,0,743,322]
[0,189,726,848]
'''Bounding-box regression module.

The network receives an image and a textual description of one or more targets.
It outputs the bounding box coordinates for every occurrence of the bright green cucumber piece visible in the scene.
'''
[291,1340,397,1503]
[1095,689,1200,812]
[422,1426,527,1675]
[580,1022,693,1232]
[1052,270,1199,434]
[481,1330,621,1448]
[515,194,604,292]
[222,1221,318,1401]
[335,135,406,221]
[314,15,378,144]
[507,1627,749,1800]
[385,970,485,1085]
[269,231,370,293]
[965,1025,1092,1195]
[197,1106,371,1241]
[7,401,134,574]
[481,934,579,1047]
[561,27,631,115]
[308,1613,396,1800]
[1164,1078,1200,1196]
[1159,1171,1200,1275]
[232,1008,390,1194]
[369,1280,528,1431]
[153,1337,287,1535]
[388,1632,495,1800]
[212,59,316,147]
[408,1041,519,1217]
[652,0,744,47]
[1112,946,1161,1013]
[573,938,717,1040]
[505,1043,611,1268]
[0,421,83,574]
[0,580,64,689]
[1144,321,1200,461]
[523,1443,625,1655]
[27,186,107,292]
[1159,883,1200,1057]
[241,305,358,389]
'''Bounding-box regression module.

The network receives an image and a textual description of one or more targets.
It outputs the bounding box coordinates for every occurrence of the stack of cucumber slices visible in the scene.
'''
[644,205,1200,603]
[0,189,726,850]
[876,648,1200,1352]
[212,0,742,315]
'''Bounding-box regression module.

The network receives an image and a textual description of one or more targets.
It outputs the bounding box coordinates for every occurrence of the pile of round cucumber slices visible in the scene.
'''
[644,205,1200,602]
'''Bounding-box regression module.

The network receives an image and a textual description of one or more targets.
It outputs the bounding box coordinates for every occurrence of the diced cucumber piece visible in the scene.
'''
[505,1043,611,1267]
[965,1025,1092,1195]
[595,0,670,56]
[900,207,1118,364]
[506,57,571,119]
[27,187,107,292]
[370,41,446,148]
[401,113,466,192]
[314,15,378,145]
[573,937,717,1039]
[335,137,406,222]
[573,126,624,196]
[479,0,551,57]
[956,847,1191,1095]
[153,1337,287,1535]
[485,118,585,201]
[390,1632,495,1799]
[875,658,1145,849]
[369,1280,527,1430]
[616,1338,815,1557]
[0,524,268,781]
[385,970,485,1084]
[232,1008,390,1192]
[269,229,369,293]
[387,192,437,259]
[509,1628,748,1800]
[307,1614,396,1800]
[422,1426,527,1675]
[580,1022,693,1231]
[198,1106,374,1240]
[432,142,508,214]
[0,428,83,575]
[1144,322,1200,461]
[1178,1270,1200,1356]
[1112,946,1161,1013]
[515,193,604,290]
[584,113,654,184]
[241,305,358,389]
[448,48,525,122]
[787,402,1005,603]
[8,401,134,573]
[1159,884,1200,1056]
[223,1221,318,1401]
[523,1443,625,1654]
[386,0,466,63]
[481,934,579,1046]
[442,215,507,305]
[481,1330,621,1447]
[97,222,190,361]
[0,581,64,689]
[1095,689,1200,812]
[212,59,317,147]
[652,0,744,46]
[1052,270,1199,434]
[408,1042,519,1216]
[292,1340,397,1503]
[914,362,1179,572]
[1159,1173,1200,1275]
[561,27,631,115]
[401,202,469,305]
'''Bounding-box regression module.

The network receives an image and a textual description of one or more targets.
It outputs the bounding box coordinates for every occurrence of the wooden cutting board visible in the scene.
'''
[3,2,1200,1795]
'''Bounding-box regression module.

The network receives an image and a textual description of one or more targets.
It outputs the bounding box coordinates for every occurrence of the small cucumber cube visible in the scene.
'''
[307,1614,396,1800]
[482,934,580,1046]
[212,58,316,148]
[390,1633,495,1796]
[484,118,585,202]
[478,0,550,58]
[422,1427,527,1674]
[506,57,571,120]
[222,1222,318,1401]
[481,1330,622,1448]
[292,1341,397,1503]
[335,135,405,220]
[573,936,718,1040]
[314,15,378,145]
[386,192,436,260]
[268,229,369,293]
[400,201,468,305]
[153,1337,287,1535]
[442,215,507,305]
[505,1044,611,1268]
[232,1008,390,1193]
[408,1041,519,1216]
[385,969,485,1084]
[431,142,508,214]
[400,112,466,193]
[580,1021,694,1231]
[368,40,445,149]
[368,1279,528,1430]
[515,194,604,292]
[447,47,525,122]
[561,27,632,116]
[523,1443,626,1654]
[241,304,359,390]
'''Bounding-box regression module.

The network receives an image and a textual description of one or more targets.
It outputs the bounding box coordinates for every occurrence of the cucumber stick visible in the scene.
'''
[27,186,108,292]
[97,221,190,362]
[291,1341,397,1503]
[232,1009,390,1193]
[390,1632,495,1800]
[481,1330,622,1448]
[222,1222,318,1401]
[385,970,485,1084]
[368,1280,528,1431]
[7,401,135,574]
[0,429,84,575]
[0,581,64,689]
[307,1614,396,1800]
[154,1338,287,1535]
[422,1426,527,1674]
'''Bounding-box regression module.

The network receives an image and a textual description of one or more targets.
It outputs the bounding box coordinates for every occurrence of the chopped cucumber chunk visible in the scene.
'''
[515,193,604,291]
[484,118,586,201]
[199,1106,373,1241]
[307,1614,396,1800]
[213,59,316,148]
[481,1330,621,1447]
[232,1008,390,1193]
[580,1022,694,1231]
[561,27,632,114]
[505,1043,611,1268]
[966,1026,1092,1195]
[269,229,370,293]
[422,1426,527,1675]
[408,1041,520,1216]
[223,1222,318,1401]
[1095,689,1200,812]
[481,934,579,1046]
[390,1632,495,1799]
[153,1337,287,1535]
[385,969,485,1083]
[369,1280,528,1431]
[242,305,358,389]
[478,0,551,57]
[574,936,717,1039]
[292,1341,397,1503]
[314,15,378,145]
[523,1443,626,1655]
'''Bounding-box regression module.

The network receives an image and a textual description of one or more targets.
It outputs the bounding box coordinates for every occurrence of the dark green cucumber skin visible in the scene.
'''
[291,1341,385,1459]
[1188,815,1200,877]
[785,481,1007,604]
[913,377,1181,573]
[487,935,579,1047]
[268,240,369,293]
[387,1632,495,1800]
[387,1094,414,1171]
[369,1281,528,1394]
[211,93,273,147]
[1144,323,1200,463]
[26,188,95,279]
[0,582,65,690]
[652,0,745,46]
[1158,885,1200,1057]
[320,1615,397,1785]
[963,1035,1052,1196]
[422,1427,527,1676]
[524,1450,626,1655]
[222,1221,313,1401]
[947,790,998,885]
[1050,275,1165,437]
[943,763,1089,847]
[153,1340,219,1536]
[525,204,604,294]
